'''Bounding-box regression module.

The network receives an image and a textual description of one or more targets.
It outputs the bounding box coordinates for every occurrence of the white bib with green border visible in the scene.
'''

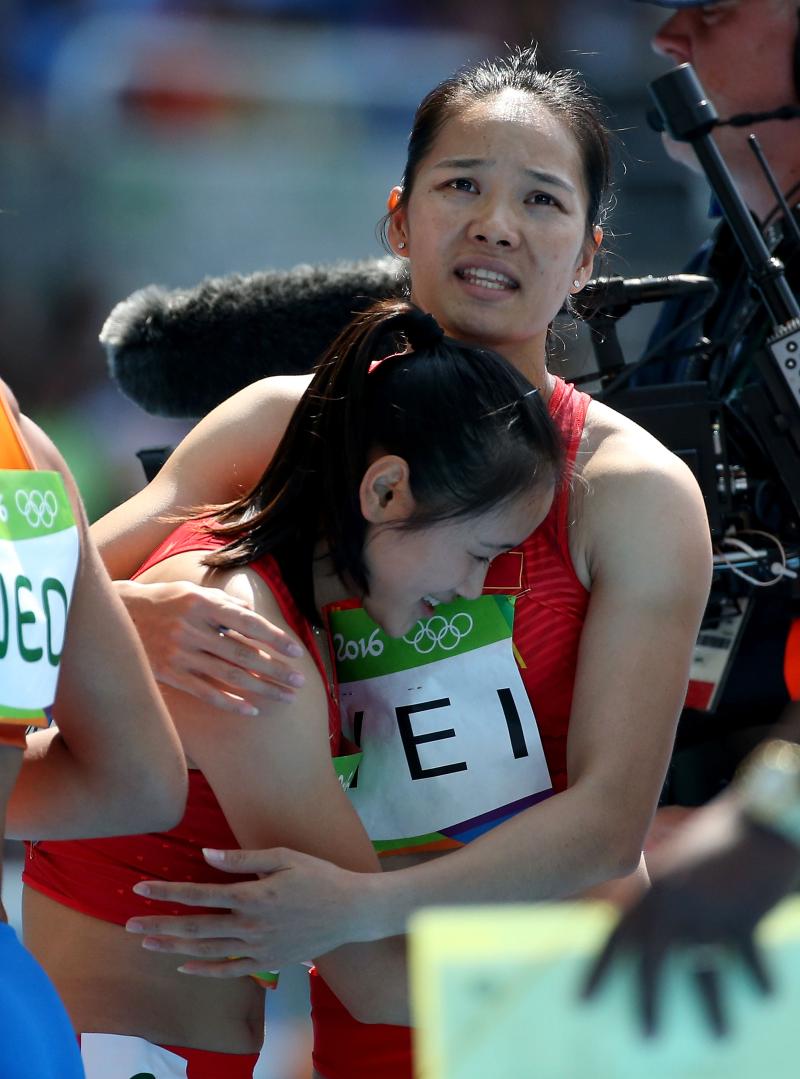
[0,470,79,727]
[327,595,552,854]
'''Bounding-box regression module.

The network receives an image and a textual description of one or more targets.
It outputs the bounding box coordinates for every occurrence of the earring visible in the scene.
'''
[397,242,407,250]
[572,278,581,290]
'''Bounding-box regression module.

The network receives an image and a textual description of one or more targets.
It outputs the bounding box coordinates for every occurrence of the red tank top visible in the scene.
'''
[23,520,340,924]
[483,375,591,793]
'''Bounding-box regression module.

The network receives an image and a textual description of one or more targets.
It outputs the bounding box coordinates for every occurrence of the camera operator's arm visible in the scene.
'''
[584,720,800,1037]
[93,375,313,714]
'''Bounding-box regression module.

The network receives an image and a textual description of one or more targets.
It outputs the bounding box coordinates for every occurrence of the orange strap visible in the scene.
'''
[785,618,800,701]
[0,385,34,470]
[0,725,29,749]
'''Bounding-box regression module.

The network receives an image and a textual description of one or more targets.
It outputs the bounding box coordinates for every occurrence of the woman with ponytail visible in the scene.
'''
[21,300,561,1078]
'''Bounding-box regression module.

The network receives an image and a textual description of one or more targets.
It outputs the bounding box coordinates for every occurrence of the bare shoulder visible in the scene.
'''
[136,546,293,636]
[573,398,711,590]
[577,397,705,511]
[160,373,313,502]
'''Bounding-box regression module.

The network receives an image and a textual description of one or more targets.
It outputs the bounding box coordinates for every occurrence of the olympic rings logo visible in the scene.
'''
[403,612,474,654]
[15,488,58,529]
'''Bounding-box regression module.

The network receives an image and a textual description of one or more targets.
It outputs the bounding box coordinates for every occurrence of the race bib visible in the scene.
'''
[326,595,552,854]
[80,1032,189,1078]
[0,470,79,728]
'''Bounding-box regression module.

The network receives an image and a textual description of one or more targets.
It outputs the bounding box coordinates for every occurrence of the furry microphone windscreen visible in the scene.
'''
[101,257,404,418]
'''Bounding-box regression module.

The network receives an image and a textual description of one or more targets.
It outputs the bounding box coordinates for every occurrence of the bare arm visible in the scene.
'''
[4,397,187,840]
[93,376,312,712]
[130,554,406,1021]
[93,375,308,578]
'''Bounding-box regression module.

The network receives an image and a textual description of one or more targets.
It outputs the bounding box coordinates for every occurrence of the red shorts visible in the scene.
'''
[309,969,412,1078]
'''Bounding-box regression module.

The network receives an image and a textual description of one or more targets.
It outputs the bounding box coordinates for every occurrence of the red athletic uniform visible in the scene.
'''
[310,376,592,1078]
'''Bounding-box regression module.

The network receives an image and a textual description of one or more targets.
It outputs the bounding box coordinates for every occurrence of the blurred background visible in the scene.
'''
[1,2,715,1074]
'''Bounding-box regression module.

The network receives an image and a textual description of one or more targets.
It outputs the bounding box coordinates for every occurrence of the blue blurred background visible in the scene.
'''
[1,2,716,1074]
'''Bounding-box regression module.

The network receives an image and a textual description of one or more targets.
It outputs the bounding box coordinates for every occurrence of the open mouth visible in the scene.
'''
[456,266,519,291]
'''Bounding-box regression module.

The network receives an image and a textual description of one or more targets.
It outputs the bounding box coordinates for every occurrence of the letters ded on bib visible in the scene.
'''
[0,470,79,728]
[326,595,552,855]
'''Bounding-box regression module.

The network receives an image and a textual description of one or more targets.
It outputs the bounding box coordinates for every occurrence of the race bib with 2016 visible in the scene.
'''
[326,595,553,855]
[0,470,79,728]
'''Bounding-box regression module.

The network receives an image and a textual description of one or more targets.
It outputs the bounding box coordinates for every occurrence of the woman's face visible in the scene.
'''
[388,90,600,370]
[361,486,553,639]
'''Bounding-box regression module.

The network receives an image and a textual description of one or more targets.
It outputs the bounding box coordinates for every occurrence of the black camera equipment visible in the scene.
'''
[589,65,800,546]
[588,64,800,715]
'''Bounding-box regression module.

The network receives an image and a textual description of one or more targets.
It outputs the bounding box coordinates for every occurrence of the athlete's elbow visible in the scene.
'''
[608,839,643,879]
[593,821,644,881]
[123,750,188,833]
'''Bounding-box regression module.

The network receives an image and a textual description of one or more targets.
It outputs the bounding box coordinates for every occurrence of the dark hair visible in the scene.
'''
[203,300,563,622]
[381,44,612,246]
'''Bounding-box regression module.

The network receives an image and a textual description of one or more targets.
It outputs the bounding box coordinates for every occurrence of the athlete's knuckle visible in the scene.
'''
[232,643,253,667]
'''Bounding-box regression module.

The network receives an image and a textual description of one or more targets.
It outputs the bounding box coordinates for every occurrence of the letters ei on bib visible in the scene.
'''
[325,595,553,855]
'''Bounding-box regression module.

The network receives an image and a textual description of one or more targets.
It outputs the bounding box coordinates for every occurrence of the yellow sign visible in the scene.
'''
[410,898,800,1079]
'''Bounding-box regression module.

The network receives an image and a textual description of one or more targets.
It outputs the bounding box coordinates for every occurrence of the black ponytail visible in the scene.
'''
[203,300,563,622]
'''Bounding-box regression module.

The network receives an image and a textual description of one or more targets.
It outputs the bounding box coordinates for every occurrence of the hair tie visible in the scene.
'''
[406,309,445,350]
[368,308,445,374]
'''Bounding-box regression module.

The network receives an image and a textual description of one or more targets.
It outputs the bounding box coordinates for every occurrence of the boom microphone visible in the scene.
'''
[575,273,717,316]
[102,257,402,417]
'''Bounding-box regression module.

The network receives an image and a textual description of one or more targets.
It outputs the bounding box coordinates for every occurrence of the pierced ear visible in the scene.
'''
[359,455,414,523]
[575,224,603,284]
[386,187,408,257]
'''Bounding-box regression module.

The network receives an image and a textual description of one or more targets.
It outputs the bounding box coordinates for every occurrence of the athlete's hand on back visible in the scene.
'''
[116,578,307,715]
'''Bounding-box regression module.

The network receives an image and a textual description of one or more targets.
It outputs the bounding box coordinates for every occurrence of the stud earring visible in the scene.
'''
[572,278,581,289]
[398,242,407,250]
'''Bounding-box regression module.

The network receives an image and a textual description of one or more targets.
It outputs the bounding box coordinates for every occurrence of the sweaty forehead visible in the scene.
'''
[458,89,559,129]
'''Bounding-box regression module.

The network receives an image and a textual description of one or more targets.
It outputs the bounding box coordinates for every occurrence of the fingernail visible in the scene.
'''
[278,692,295,704]
[132,883,151,897]
[287,672,305,688]
[285,643,304,658]
[141,938,162,951]
[126,920,144,933]
[203,848,224,862]
[240,705,259,717]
